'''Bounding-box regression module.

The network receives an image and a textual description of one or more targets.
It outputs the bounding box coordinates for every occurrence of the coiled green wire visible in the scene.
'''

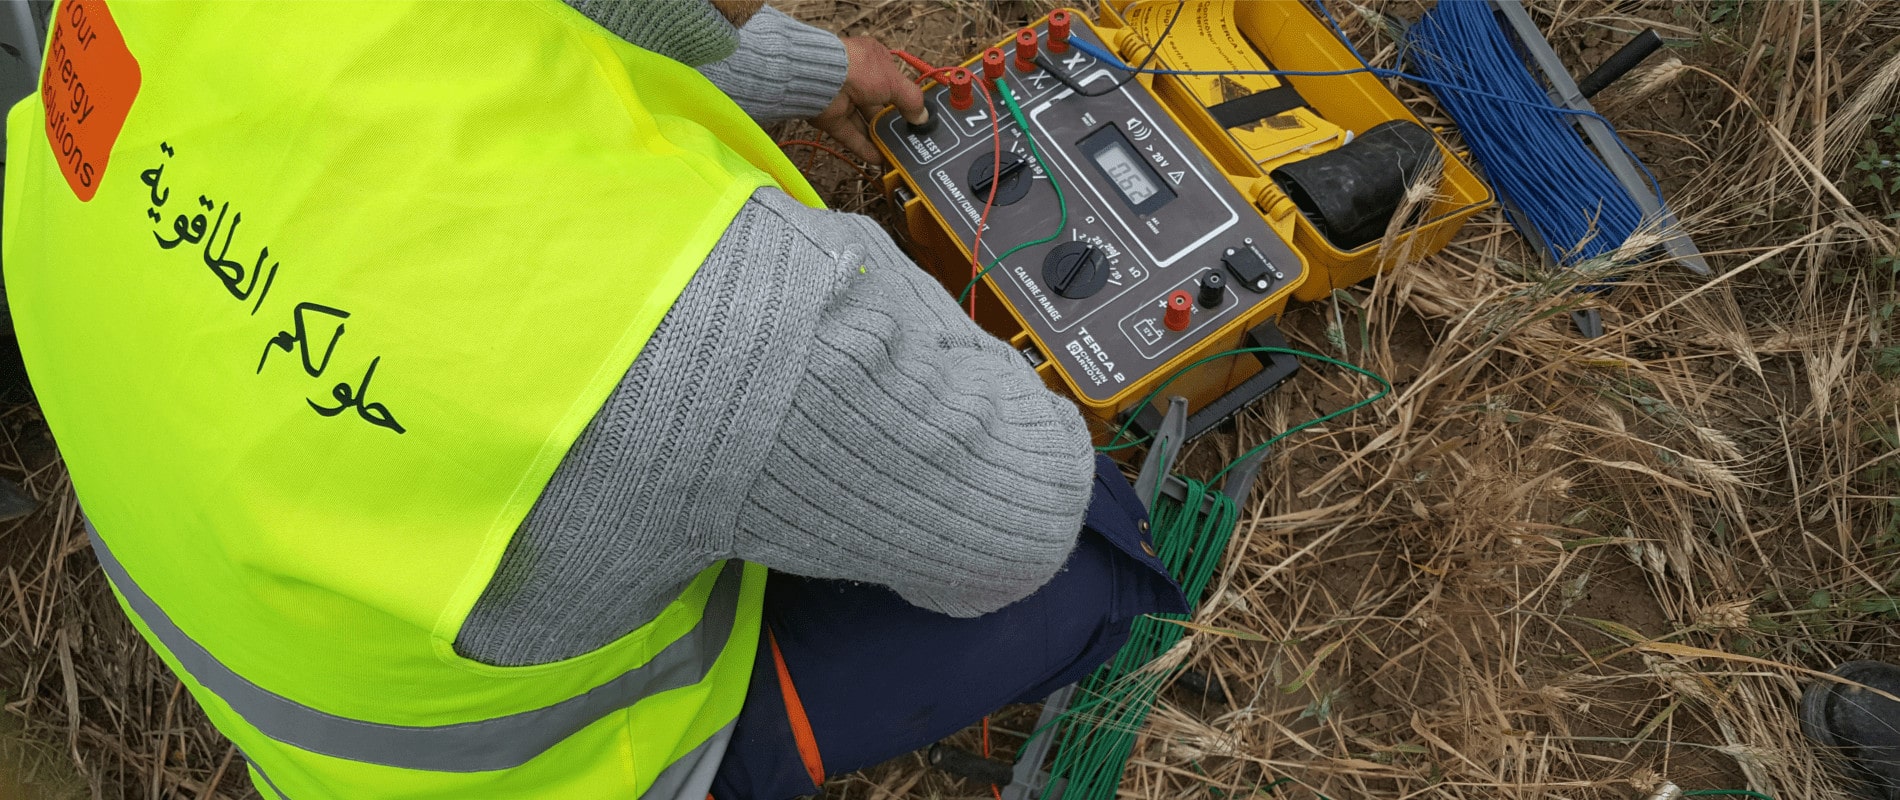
[1037,472,1239,799]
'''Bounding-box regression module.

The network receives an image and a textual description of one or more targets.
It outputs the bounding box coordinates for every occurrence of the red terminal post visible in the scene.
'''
[982,47,1007,86]
[1048,10,1072,54]
[1164,290,1193,331]
[1014,28,1040,72]
[947,67,974,111]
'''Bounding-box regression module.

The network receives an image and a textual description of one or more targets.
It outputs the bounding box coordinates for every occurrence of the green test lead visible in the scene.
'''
[958,79,1070,307]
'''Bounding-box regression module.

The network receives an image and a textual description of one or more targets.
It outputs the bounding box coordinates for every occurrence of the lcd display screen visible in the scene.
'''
[1094,145,1158,205]
[1077,124,1175,214]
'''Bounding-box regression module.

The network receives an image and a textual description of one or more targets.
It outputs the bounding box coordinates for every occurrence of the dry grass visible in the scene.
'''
[5,2,1900,799]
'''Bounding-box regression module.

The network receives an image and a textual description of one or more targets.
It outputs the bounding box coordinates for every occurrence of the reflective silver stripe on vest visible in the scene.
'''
[244,752,293,799]
[88,521,745,774]
[646,721,735,800]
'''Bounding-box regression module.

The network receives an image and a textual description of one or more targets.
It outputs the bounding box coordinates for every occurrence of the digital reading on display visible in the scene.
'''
[1078,124,1175,215]
[1095,146,1157,204]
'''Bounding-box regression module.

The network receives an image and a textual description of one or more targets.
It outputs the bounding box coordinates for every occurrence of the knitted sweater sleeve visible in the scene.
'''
[696,6,849,123]
[457,189,1095,667]
[731,194,1096,617]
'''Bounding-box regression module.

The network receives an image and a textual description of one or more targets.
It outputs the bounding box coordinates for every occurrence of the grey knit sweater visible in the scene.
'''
[453,3,1095,667]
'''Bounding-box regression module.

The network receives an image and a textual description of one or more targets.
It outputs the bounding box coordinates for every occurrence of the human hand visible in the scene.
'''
[812,36,928,166]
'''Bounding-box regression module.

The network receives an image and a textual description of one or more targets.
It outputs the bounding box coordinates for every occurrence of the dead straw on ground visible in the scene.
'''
[5,2,1900,799]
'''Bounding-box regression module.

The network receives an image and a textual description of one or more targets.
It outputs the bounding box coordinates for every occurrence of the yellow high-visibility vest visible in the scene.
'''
[3,1,821,796]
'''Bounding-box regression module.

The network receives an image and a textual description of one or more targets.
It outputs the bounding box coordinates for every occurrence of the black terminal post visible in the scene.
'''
[1197,271,1226,309]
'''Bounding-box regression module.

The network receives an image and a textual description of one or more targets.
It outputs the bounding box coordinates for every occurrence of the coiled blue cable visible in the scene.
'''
[1066,0,1664,267]
[1404,1,1647,265]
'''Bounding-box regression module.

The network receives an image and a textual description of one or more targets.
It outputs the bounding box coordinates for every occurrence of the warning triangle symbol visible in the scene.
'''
[1167,170,1185,185]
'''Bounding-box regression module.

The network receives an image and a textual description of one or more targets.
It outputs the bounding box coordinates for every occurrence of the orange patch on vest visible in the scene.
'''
[41,0,140,201]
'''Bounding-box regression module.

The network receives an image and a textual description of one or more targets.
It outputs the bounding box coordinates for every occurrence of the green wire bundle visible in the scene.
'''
[1038,474,1239,799]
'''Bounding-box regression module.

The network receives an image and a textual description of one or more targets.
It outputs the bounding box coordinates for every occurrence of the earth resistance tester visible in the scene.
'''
[872,3,1491,444]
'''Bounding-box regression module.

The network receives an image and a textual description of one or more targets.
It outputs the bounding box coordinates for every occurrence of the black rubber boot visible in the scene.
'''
[1802,661,1900,799]
[1268,120,1440,251]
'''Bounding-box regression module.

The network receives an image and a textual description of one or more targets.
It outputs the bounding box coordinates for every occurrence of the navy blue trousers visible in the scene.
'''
[710,455,1188,800]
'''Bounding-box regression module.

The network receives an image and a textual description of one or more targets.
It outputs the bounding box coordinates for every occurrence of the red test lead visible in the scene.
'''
[1048,10,1072,53]
[1164,291,1193,331]
[1014,28,1039,72]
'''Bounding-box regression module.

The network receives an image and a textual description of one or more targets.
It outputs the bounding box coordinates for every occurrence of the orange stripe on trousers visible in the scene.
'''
[769,629,826,788]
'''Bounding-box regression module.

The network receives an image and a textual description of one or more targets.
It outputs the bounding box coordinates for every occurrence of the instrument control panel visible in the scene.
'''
[875,19,1303,405]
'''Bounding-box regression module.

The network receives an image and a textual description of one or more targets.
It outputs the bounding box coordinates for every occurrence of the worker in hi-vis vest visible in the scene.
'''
[2,1,1187,797]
